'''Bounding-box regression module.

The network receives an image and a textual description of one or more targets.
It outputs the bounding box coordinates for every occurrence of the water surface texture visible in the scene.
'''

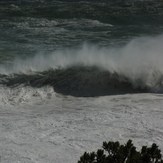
[0,0,163,163]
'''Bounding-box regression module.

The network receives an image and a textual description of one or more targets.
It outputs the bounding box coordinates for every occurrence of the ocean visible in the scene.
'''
[0,0,163,162]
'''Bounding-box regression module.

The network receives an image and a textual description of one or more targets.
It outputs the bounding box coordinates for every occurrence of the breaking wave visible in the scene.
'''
[0,67,148,97]
[0,35,163,96]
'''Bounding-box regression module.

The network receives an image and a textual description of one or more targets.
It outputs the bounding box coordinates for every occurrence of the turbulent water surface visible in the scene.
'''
[0,0,163,163]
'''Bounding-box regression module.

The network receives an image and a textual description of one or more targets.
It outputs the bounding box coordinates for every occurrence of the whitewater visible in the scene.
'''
[0,0,163,162]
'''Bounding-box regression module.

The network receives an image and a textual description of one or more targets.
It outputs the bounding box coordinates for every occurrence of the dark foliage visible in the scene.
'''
[78,140,163,163]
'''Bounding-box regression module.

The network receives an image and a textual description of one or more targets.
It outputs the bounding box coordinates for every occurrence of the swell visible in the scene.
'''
[0,66,151,97]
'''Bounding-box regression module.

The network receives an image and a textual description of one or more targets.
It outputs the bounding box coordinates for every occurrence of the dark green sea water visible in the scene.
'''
[1,0,163,58]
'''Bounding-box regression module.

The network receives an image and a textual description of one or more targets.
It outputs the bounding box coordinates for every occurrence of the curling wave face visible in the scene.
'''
[0,65,163,97]
[0,67,148,97]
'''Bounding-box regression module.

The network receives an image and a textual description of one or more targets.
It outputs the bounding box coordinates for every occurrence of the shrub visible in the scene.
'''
[78,140,163,163]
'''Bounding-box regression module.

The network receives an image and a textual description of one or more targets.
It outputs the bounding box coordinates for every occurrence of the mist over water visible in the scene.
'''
[1,34,163,73]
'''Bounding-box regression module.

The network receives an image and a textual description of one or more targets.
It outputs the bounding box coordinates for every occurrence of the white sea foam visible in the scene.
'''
[0,85,56,107]
[0,90,163,163]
